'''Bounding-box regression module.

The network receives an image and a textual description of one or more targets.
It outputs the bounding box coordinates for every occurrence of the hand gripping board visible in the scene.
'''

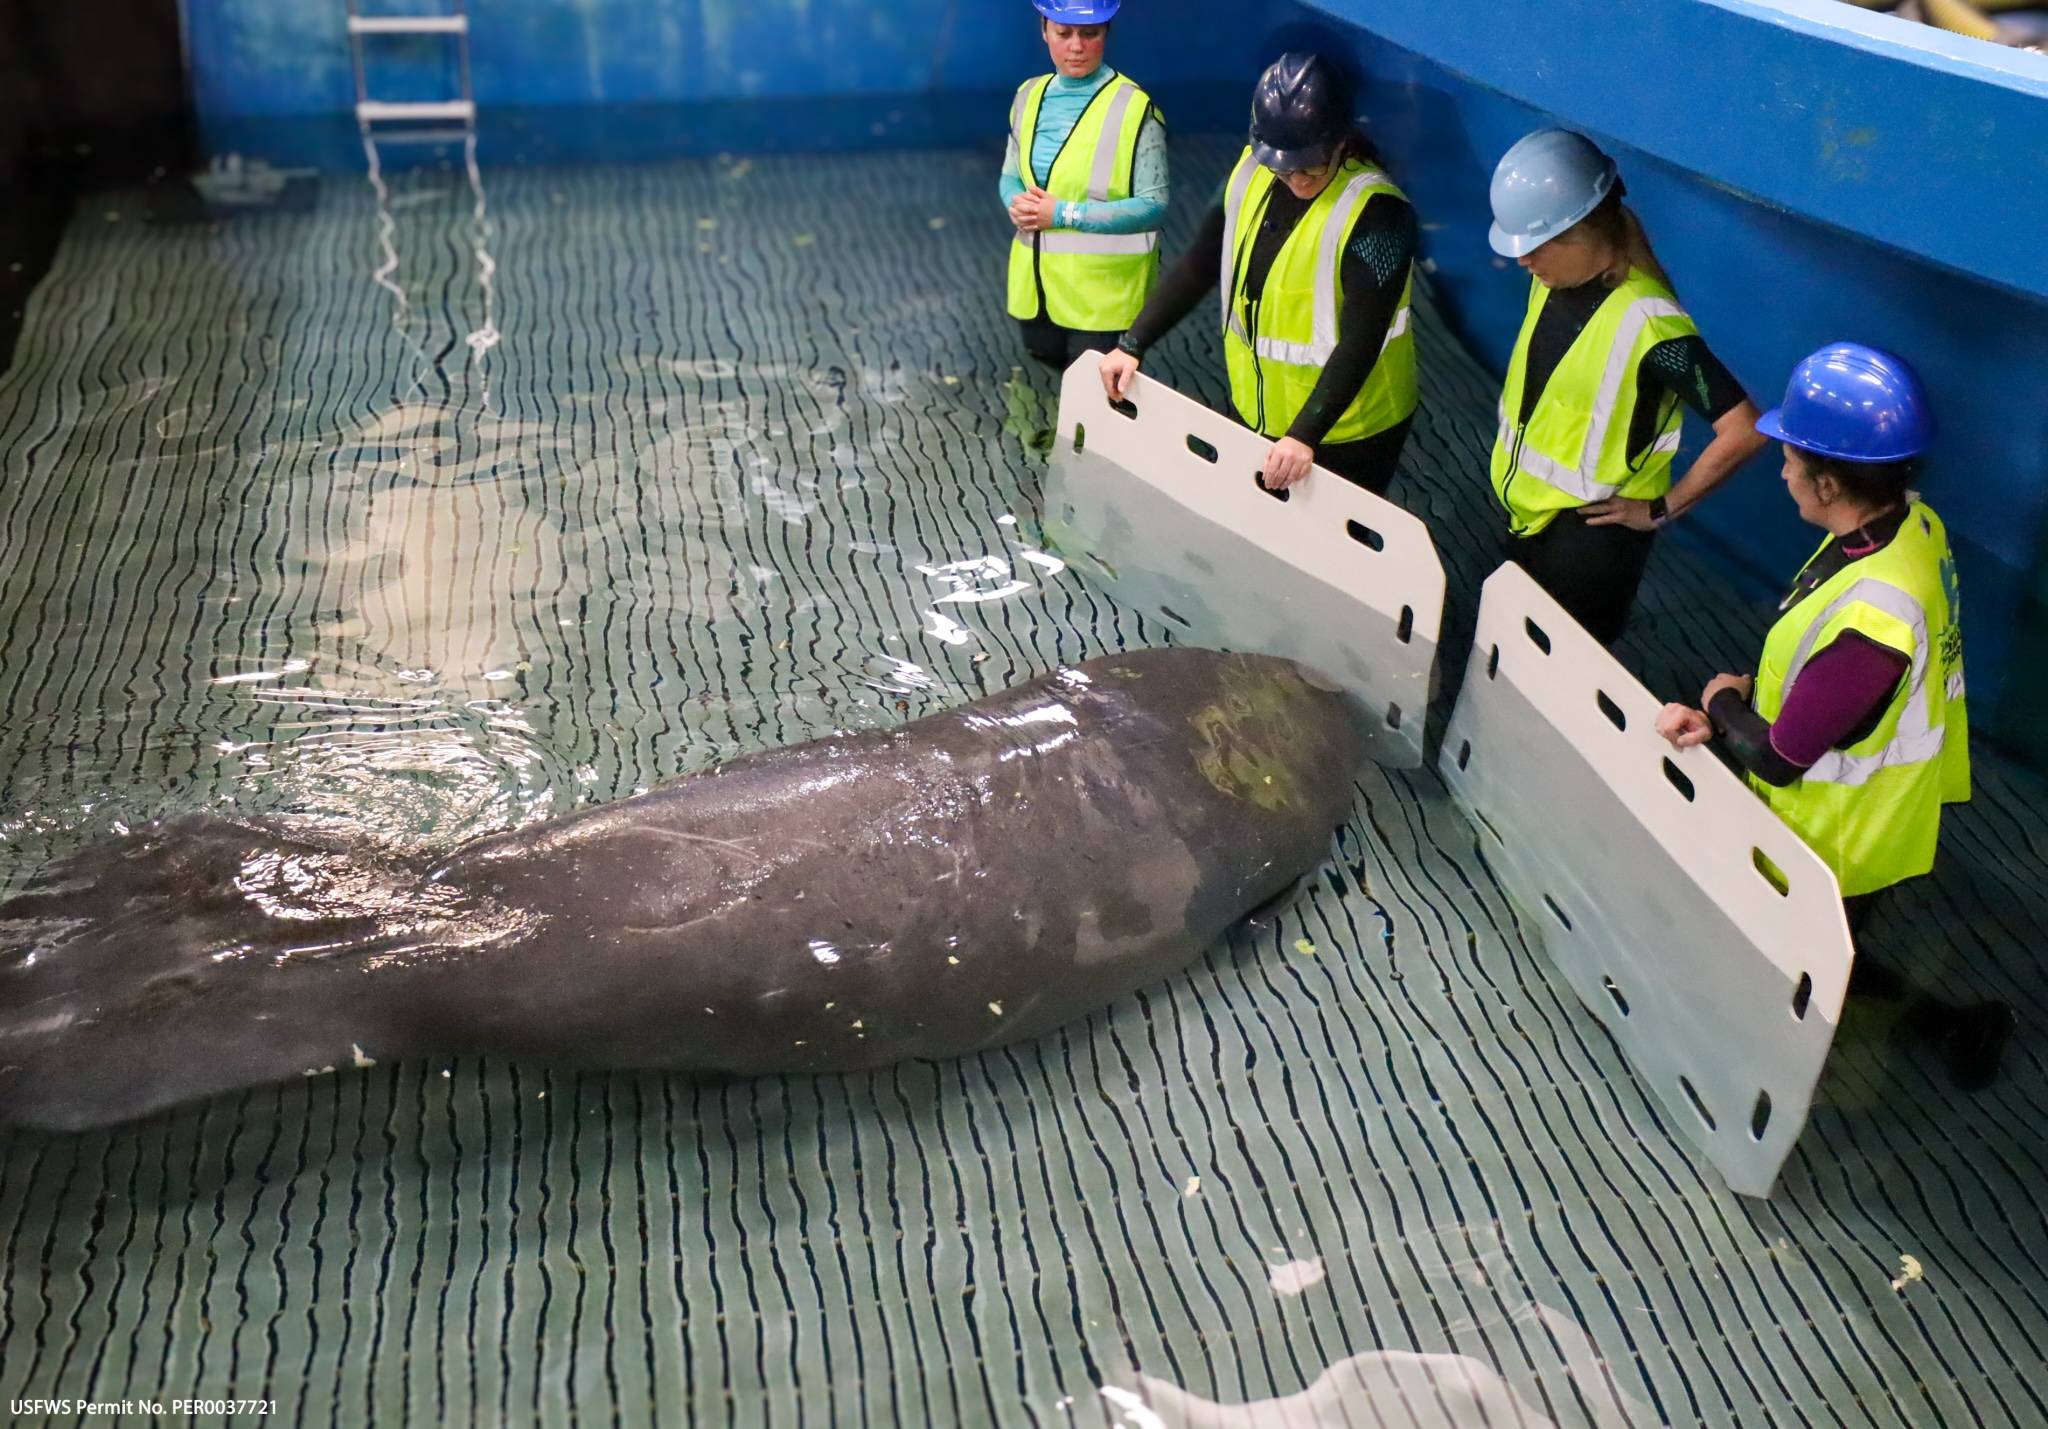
[1044,355,1446,767]
[1440,563,1855,1197]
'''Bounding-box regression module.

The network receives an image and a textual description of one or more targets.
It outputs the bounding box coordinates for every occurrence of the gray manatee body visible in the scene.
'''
[0,648,1365,1131]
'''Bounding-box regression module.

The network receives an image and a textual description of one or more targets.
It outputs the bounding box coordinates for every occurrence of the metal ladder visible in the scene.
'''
[348,0,476,138]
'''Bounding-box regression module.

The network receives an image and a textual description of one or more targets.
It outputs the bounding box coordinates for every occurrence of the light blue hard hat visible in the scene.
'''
[1487,128,1619,258]
[1034,0,1120,20]
[1757,343,1935,463]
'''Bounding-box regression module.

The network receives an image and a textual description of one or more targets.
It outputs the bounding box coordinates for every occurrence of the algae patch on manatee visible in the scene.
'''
[1188,660,1313,812]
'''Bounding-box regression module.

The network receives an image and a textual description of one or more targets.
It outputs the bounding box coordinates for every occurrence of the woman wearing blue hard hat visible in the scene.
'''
[1099,52,1419,496]
[1487,129,1767,643]
[1658,343,2013,1089]
[1002,0,1167,372]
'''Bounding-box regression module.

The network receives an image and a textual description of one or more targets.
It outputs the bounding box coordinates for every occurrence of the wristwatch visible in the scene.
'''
[1649,495,1671,527]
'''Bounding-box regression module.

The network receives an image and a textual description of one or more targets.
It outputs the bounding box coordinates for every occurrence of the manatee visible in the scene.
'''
[0,648,1364,1132]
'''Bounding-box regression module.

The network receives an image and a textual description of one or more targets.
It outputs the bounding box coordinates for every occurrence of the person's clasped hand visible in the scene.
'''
[1261,436,1315,490]
[1656,704,1713,749]
[1010,185,1058,233]
[1701,672,1754,708]
[1657,673,1753,749]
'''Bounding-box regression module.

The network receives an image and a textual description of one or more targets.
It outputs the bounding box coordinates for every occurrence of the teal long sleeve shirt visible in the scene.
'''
[998,66,1168,235]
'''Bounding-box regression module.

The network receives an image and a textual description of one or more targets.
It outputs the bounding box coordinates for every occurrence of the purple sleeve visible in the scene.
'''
[1768,634,1911,766]
[1707,632,1909,786]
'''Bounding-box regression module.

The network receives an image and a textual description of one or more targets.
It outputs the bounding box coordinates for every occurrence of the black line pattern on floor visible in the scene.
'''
[0,139,2041,1427]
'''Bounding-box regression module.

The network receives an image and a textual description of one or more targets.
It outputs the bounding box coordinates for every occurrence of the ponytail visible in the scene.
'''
[1579,181,1674,294]
[1620,203,1673,293]
[1337,127,1382,170]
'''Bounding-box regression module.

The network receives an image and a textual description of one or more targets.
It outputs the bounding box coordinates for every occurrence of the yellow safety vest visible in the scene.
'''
[1753,500,1970,897]
[1490,269,1699,536]
[1218,148,1417,444]
[1005,72,1160,332]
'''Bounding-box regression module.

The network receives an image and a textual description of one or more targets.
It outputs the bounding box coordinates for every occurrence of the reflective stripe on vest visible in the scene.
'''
[1084,80,1139,200]
[1006,73,1160,327]
[1022,230,1161,258]
[1779,577,1946,788]
[1219,162,1411,366]
[1749,501,1969,895]
[1494,295,1687,504]
[1217,151,1259,332]
[1011,76,1148,205]
[1215,150,1419,442]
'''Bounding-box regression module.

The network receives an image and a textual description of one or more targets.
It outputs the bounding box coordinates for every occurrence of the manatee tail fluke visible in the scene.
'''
[0,815,450,1131]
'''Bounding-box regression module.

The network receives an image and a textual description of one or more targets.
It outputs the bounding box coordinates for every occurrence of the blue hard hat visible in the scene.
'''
[1487,128,1619,258]
[1756,342,1934,462]
[1033,0,1120,21]
[1249,52,1354,172]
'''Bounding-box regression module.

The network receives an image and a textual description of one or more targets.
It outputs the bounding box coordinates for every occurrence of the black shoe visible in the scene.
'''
[1943,1002,2017,1092]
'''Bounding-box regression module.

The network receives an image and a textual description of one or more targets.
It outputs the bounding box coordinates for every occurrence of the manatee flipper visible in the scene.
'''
[1233,874,1312,935]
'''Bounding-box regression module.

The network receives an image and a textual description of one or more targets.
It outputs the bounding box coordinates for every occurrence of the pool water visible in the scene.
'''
[0,135,2043,1427]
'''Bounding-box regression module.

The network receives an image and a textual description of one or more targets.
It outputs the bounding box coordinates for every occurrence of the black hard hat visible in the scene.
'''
[1249,52,1354,171]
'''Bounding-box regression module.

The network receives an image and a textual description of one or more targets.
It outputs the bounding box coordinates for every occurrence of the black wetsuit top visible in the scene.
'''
[1119,184,1416,449]
[1519,278,1749,458]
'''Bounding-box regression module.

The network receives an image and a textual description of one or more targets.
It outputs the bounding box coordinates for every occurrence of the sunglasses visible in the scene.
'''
[1267,158,1335,181]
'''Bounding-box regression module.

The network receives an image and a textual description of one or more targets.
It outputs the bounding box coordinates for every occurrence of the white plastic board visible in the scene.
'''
[1045,356,1446,767]
[1440,563,1855,1197]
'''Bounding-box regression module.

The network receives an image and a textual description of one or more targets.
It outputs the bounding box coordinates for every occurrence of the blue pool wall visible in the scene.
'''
[1286,0,2048,758]
[184,0,1262,113]
[179,0,2048,762]
[181,0,1273,161]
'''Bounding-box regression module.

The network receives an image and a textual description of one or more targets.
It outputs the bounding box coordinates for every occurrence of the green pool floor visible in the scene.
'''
[0,138,2042,1427]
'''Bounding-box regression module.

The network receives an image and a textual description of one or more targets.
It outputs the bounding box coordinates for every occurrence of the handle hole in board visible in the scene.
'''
[1486,645,1500,681]
[1604,976,1629,1017]
[1750,1090,1773,1141]
[1597,690,1626,732]
[1346,520,1385,553]
[1397,605,1414,645]
[1072,424,1086,453]
[1753,847,1790,897]
[1159,605,1192,629]
[1387,703,1402,732]
[1456,739,1471,772]
[1255,473,1291,503]
[1524,617,1551,655]
[1186,434,1218,464]
[1662,758,1695,803]
[1679,1076,1717,1132]
[1109,398,1138,420]
[1791,972,1813,1021]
